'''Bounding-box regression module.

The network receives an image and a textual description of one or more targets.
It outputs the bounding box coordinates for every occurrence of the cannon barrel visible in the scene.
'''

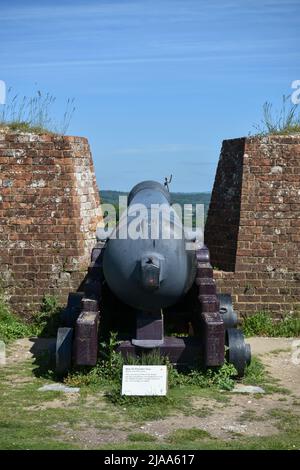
[102,180,197,312]
[56,179,251,377]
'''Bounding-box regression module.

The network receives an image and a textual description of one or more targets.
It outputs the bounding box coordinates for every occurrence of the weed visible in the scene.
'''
[268,408,300,433]
[238,410,259,423]
[253,95,300,135]
[64,333,238,420]
[0,88,75,135]
[32,295,62,337]
[167,428,212,444]
[0,293,62,343]
[242,355,290,394]
[66,333,237,392]
[127,432,157,442]
[243,311,300,337]
[0,295,39,343]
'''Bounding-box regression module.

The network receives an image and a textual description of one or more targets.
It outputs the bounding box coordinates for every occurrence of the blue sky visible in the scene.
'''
[1,0,299,192]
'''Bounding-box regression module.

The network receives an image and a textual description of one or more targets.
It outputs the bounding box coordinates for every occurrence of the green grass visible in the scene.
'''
[241,355,290,394]
[0,357,124,450]
[127,432,157,443]
[267,408,300,433]
[0,294,61,343]
[0,349,299,450]
[0,121,52,134]
[63,345,284,424]
[253,95,300,135]
[100,432,300,450]
[167,428,212,444]
[238,410,259,423]
[64,338,237,421]
[0,88,75,135]
[243,311,300,337]
[0,295,39,343]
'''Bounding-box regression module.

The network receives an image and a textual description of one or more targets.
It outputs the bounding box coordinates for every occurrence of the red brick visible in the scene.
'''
[0,132,102,316]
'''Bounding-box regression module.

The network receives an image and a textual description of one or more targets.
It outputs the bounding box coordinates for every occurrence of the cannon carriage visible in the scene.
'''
[56,180,250,376]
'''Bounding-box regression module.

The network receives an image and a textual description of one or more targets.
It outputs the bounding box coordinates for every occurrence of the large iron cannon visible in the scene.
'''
[56,180,251,376]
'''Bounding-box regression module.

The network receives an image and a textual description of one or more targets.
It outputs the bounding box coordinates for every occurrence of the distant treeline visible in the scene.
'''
[100,190,211,221]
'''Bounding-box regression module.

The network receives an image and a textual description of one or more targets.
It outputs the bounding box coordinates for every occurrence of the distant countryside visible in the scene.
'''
[100,190,212,221]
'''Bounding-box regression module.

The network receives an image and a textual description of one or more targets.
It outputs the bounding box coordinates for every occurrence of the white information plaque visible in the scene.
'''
[121,365,168,396]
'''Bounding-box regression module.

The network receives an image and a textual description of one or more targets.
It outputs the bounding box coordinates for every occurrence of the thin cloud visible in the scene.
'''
[2,49,299,70]
[110,144,210,156]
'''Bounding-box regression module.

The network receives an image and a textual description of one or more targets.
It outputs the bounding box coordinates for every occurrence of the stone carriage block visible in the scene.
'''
[73,311,100,366]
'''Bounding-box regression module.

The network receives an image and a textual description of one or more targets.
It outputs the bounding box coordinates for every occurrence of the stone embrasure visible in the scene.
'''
[205,134,300,317]
[0,131,102,316]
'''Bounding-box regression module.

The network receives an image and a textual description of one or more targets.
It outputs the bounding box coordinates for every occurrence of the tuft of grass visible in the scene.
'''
[65,342,237,393]
[268,408,300,433]
[0,294,62,343]
[0,295,39,343]
[0,88,75,135]
[253,95,300,135]
[167,428,212,444]
[238,410,259,423]
[127,432,157,443]
[243,311,300,337]
[3,121,51,134]
[33,295,62,337]
[242,355,290,394]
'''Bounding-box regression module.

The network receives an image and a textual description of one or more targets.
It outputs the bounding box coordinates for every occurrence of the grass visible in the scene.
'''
[242,311,300,337]
[0,346,299,450]
[64,339,286,422]
[1,301,299,449]
[241,355,290,394]
[64,338,237,421]
[127,432,157,443]
[0,294,39,343]
[100,432,300,450]
[238,410,259,423]
[0,294,61,343]
[268,408,300,433]
[253,95,300,135]
[0,87,75,135]
[167,428,212,444]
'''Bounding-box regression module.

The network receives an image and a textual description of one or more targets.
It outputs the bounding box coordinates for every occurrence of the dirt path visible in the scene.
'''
[144,337,300,441]
[5,337,56,365]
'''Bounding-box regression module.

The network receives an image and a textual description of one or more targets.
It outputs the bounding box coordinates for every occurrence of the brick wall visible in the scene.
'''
[205,135,300,317]
[0,131,102,317]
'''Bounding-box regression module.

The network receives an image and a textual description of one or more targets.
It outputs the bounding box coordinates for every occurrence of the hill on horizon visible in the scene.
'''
[100,189,211,218]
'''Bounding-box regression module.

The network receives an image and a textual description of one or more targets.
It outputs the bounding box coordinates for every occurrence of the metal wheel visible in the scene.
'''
[56,327,73,376]
[218,293,238,329]
[226,328,251,377]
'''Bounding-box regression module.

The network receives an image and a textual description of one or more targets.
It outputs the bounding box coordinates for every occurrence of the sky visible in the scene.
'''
[1,0,300,192]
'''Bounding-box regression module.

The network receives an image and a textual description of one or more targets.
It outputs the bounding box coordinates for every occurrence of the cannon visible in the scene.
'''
[56,180,251,376]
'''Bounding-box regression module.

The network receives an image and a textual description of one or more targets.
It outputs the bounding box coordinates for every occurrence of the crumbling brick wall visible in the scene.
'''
[0,131,102,316]
[205,135,300,317]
